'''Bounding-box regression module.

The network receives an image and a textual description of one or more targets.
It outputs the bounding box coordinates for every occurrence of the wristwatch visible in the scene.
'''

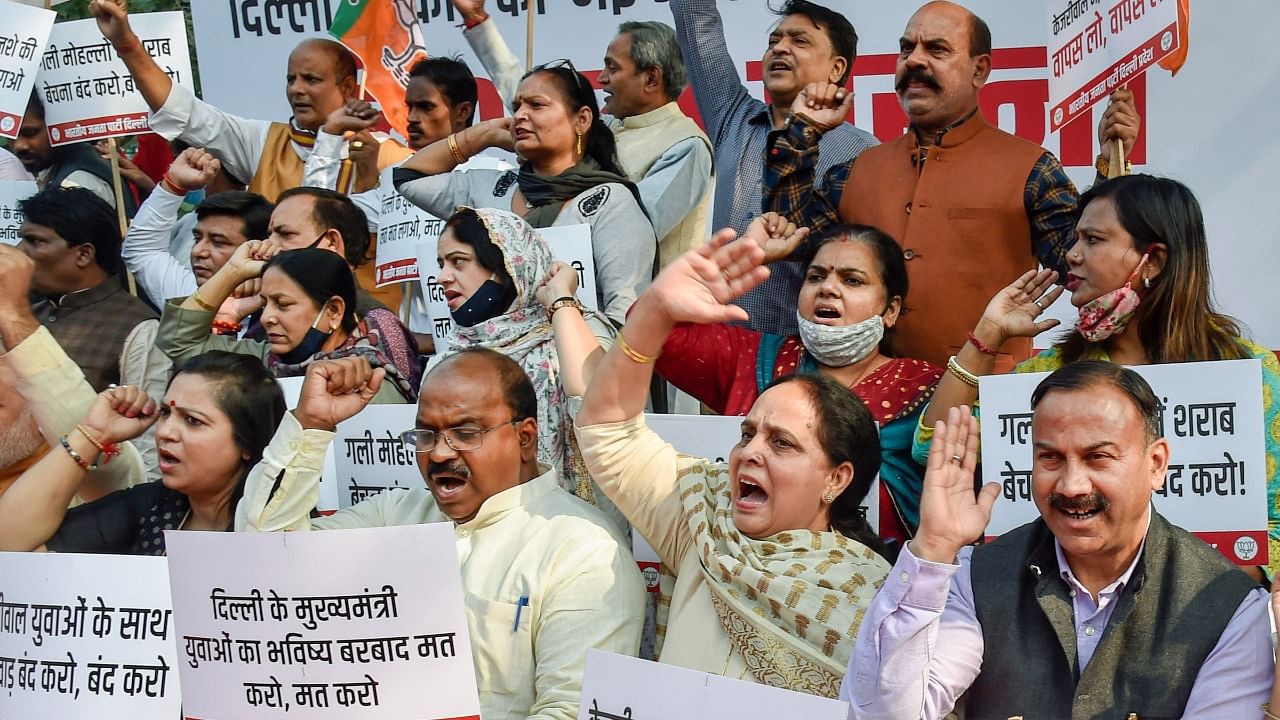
[546,296,584,320]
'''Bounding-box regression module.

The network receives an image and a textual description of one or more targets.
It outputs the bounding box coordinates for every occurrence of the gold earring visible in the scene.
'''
[575,132,584,157]
[822,489,835,504]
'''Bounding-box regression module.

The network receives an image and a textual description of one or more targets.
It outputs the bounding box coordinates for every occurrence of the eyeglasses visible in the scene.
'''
[532,58,590,96]
[399,419,521,453]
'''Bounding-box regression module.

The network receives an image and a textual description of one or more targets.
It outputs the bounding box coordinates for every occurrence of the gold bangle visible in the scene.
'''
[1263,704,1280,720]
[617,332,660,364]
[447,133,466,165]
[946,355,979,388]
[190,289,217,312]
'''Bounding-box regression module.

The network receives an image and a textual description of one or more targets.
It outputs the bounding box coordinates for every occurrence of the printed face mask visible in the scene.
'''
[450,278,516,327]
[1076,253,1148,342]
[795,311,884,367]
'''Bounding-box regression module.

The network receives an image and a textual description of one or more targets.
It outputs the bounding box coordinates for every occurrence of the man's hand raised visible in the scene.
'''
[791,82,853,134]
[292,357,386,432]
[912,405,999,564]
[89,0,134,46]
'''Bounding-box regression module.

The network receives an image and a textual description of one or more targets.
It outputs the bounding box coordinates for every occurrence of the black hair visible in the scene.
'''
[431,347,538,422]
[275,186,371,268]
[521,63,627,176]
[804,224,909,357]
[25,88,44,119]
[443,207,515,292]
[763,373,893,560]
[968,12,993,56]
[1030,360,1162,443]
[167,351,287,530]
[409,56,478,126]
[262,248,359,334]
[194,191,274,242]
[772,0,859,85]
[19,187,121,274]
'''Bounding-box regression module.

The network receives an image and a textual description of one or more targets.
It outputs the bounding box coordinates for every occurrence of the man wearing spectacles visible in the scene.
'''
[236,350,645,720]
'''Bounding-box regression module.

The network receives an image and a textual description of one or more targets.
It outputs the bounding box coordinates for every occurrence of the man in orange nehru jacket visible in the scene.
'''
[765,1,1140,367]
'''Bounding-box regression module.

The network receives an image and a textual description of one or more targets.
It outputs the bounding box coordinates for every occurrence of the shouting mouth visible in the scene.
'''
[736,476,769,509]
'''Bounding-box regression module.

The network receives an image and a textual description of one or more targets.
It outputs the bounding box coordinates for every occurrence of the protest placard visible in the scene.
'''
[577,649,849,720]
[0,179,37,245]
[1046,0,1180,131]
[37,12,193,146]
[0,1,55,139]
[166,524,481,719]
[978,358,1268,564]
[0,551,180,720]
[416,223,597,353]
[333,403,419,509]
[277,376,340,513]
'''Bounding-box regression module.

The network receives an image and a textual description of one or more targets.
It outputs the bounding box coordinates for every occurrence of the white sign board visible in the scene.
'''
[37,12,193,146]
[333,403,419,509]
[1046,0,1180,131]
[578,649,849,720]
[0,0,55,139]
[978,359,1268,565]
[0,551,180,719]
[277,376,341,513]
[165,524,481,720]
[0,179,37,245]
[415,223,597,353]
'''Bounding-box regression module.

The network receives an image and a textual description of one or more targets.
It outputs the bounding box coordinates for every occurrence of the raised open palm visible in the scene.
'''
[647,229,770,326]
[914,405,1001,564]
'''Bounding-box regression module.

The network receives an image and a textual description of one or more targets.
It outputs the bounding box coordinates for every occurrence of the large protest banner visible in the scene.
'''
[1046,0,1180,131]
[0,179,38,245]
[415,223,598,353]
[978,359,1268,565]
[37,12,193,146]
[166,524,482,719]
[578,649,849,720]
[333,403,419,509]
[0,551,180,719]
[0,0,55,139]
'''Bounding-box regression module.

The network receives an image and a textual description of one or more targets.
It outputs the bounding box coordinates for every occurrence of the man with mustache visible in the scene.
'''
[845,361,1271,718]
[236,349,645,720]
[121,147,272,308]
[764,1,1140,367]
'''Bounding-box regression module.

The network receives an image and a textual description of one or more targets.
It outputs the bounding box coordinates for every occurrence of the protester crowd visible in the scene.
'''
[4,0,1280,717]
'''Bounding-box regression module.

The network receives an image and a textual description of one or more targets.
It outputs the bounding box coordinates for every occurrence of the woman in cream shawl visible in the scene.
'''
[571,218,892,697]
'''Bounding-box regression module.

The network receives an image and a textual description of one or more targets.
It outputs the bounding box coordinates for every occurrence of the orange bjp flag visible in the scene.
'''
[1158,0,1190,76]
[330,0,428,138]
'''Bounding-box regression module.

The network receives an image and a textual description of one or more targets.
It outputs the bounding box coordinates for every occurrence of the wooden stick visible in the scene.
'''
[525,0,535,68]
[105,137,138,296]
[1108,138,1126,179]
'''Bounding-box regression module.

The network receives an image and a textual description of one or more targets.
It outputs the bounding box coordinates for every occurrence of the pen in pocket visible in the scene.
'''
[513,595,529,632]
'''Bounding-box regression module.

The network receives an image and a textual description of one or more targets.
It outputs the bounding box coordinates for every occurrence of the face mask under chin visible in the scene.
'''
[274,304,334,364]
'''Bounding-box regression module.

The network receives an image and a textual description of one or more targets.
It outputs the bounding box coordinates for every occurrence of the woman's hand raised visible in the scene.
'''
[223,239,284,283]
[81,385,160,446]
[535,261,579,308]
[971,268,1063,350]
[643,228,771,327]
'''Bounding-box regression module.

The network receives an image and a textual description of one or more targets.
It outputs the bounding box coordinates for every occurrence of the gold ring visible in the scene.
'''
[351,140,365,150]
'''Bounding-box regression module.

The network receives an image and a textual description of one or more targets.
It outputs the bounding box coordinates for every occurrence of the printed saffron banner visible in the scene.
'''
[0,0,55,139]
[577,649,850,720]
[165,524,481,719]
[1045,0,1180,130]
[978,358,1268,565]
[37,12,193,146]
[0,551,181,719]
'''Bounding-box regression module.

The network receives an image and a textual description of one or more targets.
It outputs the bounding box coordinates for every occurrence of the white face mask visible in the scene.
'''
[795,311,884,367]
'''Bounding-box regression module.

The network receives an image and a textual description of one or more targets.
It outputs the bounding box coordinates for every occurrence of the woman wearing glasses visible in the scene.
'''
[394,60,656,326]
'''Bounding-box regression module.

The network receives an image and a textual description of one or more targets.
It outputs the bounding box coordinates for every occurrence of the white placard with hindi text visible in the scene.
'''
[277,376,340,513]
[165,525,481,720]
[333,403,419,509]
[0,179,37,245]
[0,551,180,720]
[0,0,55,139]
[578,649,849,720]
[1046,0,1179,130]
[415,223,597,354]
[978,358,1267,564]
[37,12,193,146]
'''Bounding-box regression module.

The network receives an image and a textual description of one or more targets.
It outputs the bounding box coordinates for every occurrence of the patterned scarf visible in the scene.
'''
[444,208,606,500]
[266,307,421,400]
[656,458,890,697]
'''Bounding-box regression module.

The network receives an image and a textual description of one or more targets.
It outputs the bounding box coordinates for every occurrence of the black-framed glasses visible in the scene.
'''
[399,419,521,454]
[532,58,589,95]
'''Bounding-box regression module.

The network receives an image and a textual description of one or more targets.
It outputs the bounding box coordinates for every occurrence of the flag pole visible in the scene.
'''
[525,1,534,68]
[105,137,139,296]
